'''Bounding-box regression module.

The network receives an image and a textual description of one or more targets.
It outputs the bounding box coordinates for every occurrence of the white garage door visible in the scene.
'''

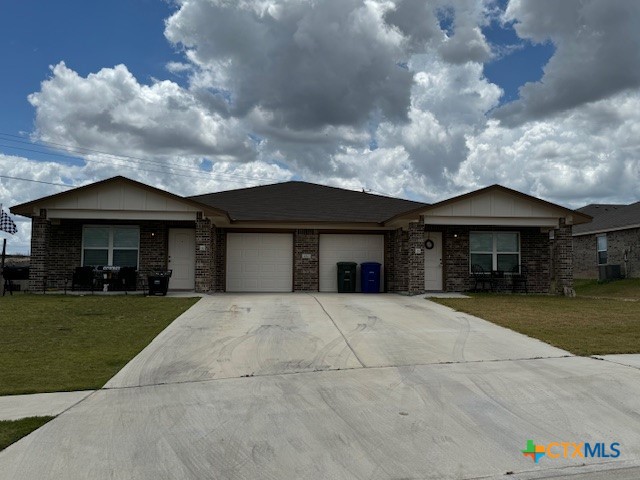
[226,233,293,292]
[319,234,384,292]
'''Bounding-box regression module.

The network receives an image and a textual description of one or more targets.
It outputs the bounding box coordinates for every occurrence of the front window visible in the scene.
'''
[83,226,139,267]
[597,234,607,265]
[470,232,520,273]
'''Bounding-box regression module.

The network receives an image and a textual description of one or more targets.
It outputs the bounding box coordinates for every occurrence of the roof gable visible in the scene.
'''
[11,176,228,219]
[428,186,570,218]
[384,185,591,226]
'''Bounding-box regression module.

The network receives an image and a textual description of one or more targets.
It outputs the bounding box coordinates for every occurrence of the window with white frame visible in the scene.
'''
[82,226,139,267]
[597,234,607,265]
[470,232,520,273]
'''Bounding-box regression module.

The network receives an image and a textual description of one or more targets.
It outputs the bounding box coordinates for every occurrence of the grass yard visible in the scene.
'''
[574,278,640,300]
[0,417,54,451]
[432,293,640,356]
[0,295,199,396]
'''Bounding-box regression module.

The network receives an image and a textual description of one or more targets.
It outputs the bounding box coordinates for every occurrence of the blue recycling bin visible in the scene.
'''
[360,262,381,293]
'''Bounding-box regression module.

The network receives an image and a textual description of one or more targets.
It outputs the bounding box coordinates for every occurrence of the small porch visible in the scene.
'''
[383,185,590,295]
[11,176,230,295]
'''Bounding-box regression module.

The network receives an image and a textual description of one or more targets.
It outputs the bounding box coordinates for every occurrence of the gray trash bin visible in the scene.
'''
[337,262,357,293]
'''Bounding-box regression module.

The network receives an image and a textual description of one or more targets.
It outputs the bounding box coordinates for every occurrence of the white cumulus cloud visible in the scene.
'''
[4,0,639,254]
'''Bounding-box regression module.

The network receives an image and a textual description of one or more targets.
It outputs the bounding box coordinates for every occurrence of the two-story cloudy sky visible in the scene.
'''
[1,0,639,252]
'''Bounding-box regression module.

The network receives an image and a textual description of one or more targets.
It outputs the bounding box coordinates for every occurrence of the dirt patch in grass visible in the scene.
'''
[432,294,640,356]
[0,295,199,396]
[0,416,54,451]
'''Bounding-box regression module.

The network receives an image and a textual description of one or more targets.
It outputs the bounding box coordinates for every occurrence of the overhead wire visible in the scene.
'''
[0,174,74,188]
[0,132,281,186]
[0,132,271,182]
[0,131,398,197]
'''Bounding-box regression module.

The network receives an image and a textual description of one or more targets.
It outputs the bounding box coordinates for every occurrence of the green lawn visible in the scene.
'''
[432,293,640,356]
[0,295,199,396]
[0,417,54,451]
[574,278,640,300]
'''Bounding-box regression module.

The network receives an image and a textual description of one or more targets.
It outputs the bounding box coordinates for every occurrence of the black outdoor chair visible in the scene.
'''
[471,264,496,292]
[71,266,95,292]
[511,264,529,293]
[119,267,137,293]
[2,266,30,296]
[138,272,148,296]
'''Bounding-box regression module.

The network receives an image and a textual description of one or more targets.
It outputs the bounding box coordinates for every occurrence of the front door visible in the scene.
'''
[168,229,195,290]
[424,231,443,291]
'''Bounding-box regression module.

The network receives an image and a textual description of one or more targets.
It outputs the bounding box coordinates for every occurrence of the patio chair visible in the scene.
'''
[471,264,496,292]
[71,266,95,292]
[511,264,529,293]
[118,267,137,293]
[138,271,148,296]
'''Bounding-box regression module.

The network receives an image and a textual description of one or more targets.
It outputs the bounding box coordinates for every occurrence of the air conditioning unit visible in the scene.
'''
[598,264,622,281]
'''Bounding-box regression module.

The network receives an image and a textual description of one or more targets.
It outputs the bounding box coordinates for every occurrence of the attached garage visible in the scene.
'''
[226,233,293,292]
[319,234,385,292]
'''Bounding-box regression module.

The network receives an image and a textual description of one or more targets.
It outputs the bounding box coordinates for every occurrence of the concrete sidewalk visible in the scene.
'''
[0,391,94,421]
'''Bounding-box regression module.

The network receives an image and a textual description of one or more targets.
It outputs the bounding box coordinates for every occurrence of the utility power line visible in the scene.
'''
[0,175,75,188]
[0,131,398,198]
[0,132,282,186]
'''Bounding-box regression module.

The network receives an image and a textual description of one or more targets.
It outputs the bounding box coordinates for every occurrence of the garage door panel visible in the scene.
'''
[226,233,293,292]
[319,234,384,292]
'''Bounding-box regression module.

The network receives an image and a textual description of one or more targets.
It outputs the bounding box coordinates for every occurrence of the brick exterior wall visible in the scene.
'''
[212,228,226,292]
[195,216,212,292]
[48,220,82,288]
[574,228,640,279]
[27,212,570,294]
[383,231,394,292]
[443,226,468,292]
[444,226,474,292]
[293,229,319,291]
[573,234,597,278]
[607,228,640,278]
[553,220,573,294]
[385,228,408,292]
[28,209,50,291]
[29,218,202,291]
[139,222,168,279]
[407,221,425,294]
[521,228,552,294]
[443,226,552,293]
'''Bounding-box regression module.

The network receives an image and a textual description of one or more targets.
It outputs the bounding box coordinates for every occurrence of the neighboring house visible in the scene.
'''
[11,176,590,294]
[573,202,640,279]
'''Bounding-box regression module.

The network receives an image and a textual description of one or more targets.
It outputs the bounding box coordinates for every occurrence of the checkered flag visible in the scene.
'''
[0,209,17,234]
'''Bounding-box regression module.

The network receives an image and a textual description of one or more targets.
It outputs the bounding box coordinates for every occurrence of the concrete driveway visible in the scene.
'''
[2,294,640,479]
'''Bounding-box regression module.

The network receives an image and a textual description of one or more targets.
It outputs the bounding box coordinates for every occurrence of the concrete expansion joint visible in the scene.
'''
[98,355,577,393]
[592,356,640,371]
[307,293,367,368]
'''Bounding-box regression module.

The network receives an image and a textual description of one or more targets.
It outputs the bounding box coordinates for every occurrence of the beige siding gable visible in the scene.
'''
[46,181,196,213]
[426,189,566,219]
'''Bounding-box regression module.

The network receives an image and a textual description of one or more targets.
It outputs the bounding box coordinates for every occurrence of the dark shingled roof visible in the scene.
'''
[190,181,428,223]
[573,202,640,235]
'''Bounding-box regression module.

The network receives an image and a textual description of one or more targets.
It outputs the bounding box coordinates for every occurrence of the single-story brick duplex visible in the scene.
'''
[11,176,591,294]
[573,202,640,279]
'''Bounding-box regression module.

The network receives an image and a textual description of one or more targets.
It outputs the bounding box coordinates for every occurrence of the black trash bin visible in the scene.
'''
[360,262,381,293]
[147,270,172,296]
[337,262,357,293]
